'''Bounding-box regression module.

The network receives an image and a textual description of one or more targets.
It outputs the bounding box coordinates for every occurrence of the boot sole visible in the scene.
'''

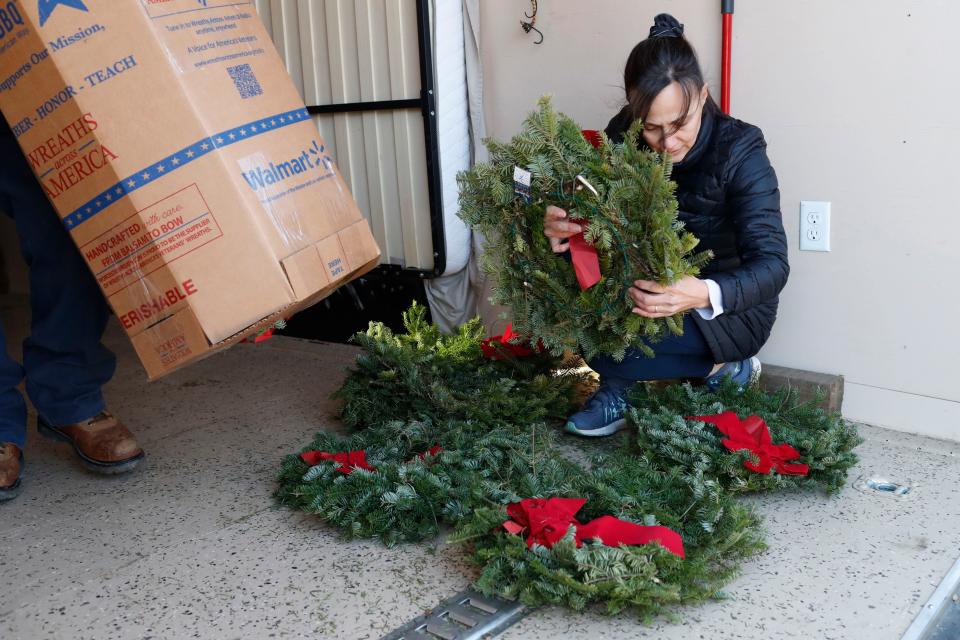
[0,480,21,501]
[564,417,628,437]
[0,452,23,501]
[38,420,144,475]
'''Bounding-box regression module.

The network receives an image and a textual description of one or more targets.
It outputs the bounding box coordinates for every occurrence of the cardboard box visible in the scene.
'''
[0,0,381,378]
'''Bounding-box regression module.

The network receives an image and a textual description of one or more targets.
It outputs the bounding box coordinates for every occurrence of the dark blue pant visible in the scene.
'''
[0,133,115,448]
[588,314,715,383]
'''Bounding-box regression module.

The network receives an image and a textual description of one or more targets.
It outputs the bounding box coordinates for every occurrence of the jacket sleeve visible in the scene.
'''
[708,129,790,314]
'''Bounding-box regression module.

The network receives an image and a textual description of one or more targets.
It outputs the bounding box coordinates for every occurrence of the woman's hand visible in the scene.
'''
[629,276,710,318]
[543,205,583,253]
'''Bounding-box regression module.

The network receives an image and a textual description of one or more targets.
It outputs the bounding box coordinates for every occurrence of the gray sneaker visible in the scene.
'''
[564,380,631,437]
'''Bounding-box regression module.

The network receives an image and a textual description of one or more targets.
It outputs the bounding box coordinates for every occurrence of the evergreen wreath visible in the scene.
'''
[450,454,764,617]
[277,303,586,546]
[457,96,710,361]
[275,418,559,546]
[627,381,863,494]
[335,302,583,430]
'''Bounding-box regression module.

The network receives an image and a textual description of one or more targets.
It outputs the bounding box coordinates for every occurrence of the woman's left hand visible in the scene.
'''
[629,276,710,318]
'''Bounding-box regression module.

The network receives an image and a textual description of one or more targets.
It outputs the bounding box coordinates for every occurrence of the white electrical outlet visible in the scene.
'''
[800,201,831,251]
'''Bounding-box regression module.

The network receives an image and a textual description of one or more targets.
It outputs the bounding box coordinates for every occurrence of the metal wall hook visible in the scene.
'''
[521,0,543,44]
[521,22,544,44]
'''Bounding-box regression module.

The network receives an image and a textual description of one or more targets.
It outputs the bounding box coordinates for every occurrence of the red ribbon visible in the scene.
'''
[581,129,602,149]
[415,445,443,461]
[299,450,376,474]
[689,412,810,476]
[242,327,275,344]
[480,323,536,359]
[563,130,604,291]
[502,497,685,557]
[567,224,602,290]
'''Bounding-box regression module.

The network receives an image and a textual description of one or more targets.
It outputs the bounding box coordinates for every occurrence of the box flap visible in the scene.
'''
[281,244,330,299]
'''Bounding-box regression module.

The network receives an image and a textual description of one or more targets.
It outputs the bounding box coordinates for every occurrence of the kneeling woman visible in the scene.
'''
[545,14,789,437]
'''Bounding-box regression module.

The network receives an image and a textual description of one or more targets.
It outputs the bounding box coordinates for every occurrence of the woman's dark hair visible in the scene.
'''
[623,14,717,125]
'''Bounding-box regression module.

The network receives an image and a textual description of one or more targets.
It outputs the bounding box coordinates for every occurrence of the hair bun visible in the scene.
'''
[649,13,684,39]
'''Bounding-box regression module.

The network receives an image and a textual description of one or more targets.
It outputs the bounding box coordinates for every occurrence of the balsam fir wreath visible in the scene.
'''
[276,303,585,545]
[451,454,764,616]
[275,417,560,546]
[335,302,583,430]
[627,381,862,494]
[457,96,710,361]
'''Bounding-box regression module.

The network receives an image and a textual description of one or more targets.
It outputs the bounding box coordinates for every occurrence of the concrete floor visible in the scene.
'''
[1,300,959,640]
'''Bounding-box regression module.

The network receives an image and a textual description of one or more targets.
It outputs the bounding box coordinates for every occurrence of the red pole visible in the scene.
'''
[721,2,734,114]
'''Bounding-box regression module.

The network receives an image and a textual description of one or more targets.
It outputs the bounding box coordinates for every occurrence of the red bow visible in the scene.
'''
[480,323,536,359]
[415,445,443,461]
[690,412,810,476]
[299,449,376,474]
[242,327,275,344]
[502,497,685,557]
[581,129,602,149]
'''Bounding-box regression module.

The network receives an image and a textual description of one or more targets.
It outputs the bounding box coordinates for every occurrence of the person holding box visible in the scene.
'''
[0,114,143,502]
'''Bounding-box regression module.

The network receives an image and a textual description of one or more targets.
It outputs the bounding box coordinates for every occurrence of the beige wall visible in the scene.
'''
[481,1,719,139]
[479,0,960,439]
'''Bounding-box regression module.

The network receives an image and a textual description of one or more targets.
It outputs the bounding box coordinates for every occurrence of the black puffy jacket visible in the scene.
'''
[605,103,789,363]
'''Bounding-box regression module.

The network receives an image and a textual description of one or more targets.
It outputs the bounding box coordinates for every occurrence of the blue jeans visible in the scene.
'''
[0,132,116,448]
[588,314,714,383]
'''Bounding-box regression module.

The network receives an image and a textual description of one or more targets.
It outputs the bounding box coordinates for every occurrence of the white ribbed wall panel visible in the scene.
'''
[254,0,435,270]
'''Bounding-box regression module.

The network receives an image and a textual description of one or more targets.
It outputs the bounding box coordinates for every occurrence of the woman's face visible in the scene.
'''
[641,82,709,163]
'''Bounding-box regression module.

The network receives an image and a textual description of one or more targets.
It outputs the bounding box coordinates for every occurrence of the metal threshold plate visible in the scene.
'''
[381,589,528,640]
[902,556,960,640]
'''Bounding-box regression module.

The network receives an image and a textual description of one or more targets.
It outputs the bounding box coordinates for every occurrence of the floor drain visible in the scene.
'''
[381,589,527,640]
[867,477,911,495]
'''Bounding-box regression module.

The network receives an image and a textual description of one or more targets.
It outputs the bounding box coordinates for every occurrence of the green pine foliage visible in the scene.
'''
[275,418,559,546]
[627,381,863,494]
[276,303,587,546]
[336,302,583,429]
[451,455,764,617]
[276,304,860,619]
[457,96,710,361]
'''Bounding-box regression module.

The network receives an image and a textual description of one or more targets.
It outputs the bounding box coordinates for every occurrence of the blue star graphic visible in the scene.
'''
[38,0,89,26]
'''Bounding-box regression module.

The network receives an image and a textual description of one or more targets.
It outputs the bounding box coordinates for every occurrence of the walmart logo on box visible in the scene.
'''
[38,0,88,26]
[241,140,336,192]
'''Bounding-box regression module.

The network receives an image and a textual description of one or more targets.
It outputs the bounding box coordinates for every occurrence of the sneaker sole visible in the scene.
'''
[706,357,763,393]
[564,417,628,437]
[38,420,144,476]
[748,356,762,386]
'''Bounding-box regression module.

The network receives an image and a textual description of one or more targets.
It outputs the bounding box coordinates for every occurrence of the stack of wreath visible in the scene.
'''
[275,304,861,619]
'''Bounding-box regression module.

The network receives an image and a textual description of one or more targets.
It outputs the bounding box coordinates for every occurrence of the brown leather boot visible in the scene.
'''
[0,442,23,501]
[38,411,144,474]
